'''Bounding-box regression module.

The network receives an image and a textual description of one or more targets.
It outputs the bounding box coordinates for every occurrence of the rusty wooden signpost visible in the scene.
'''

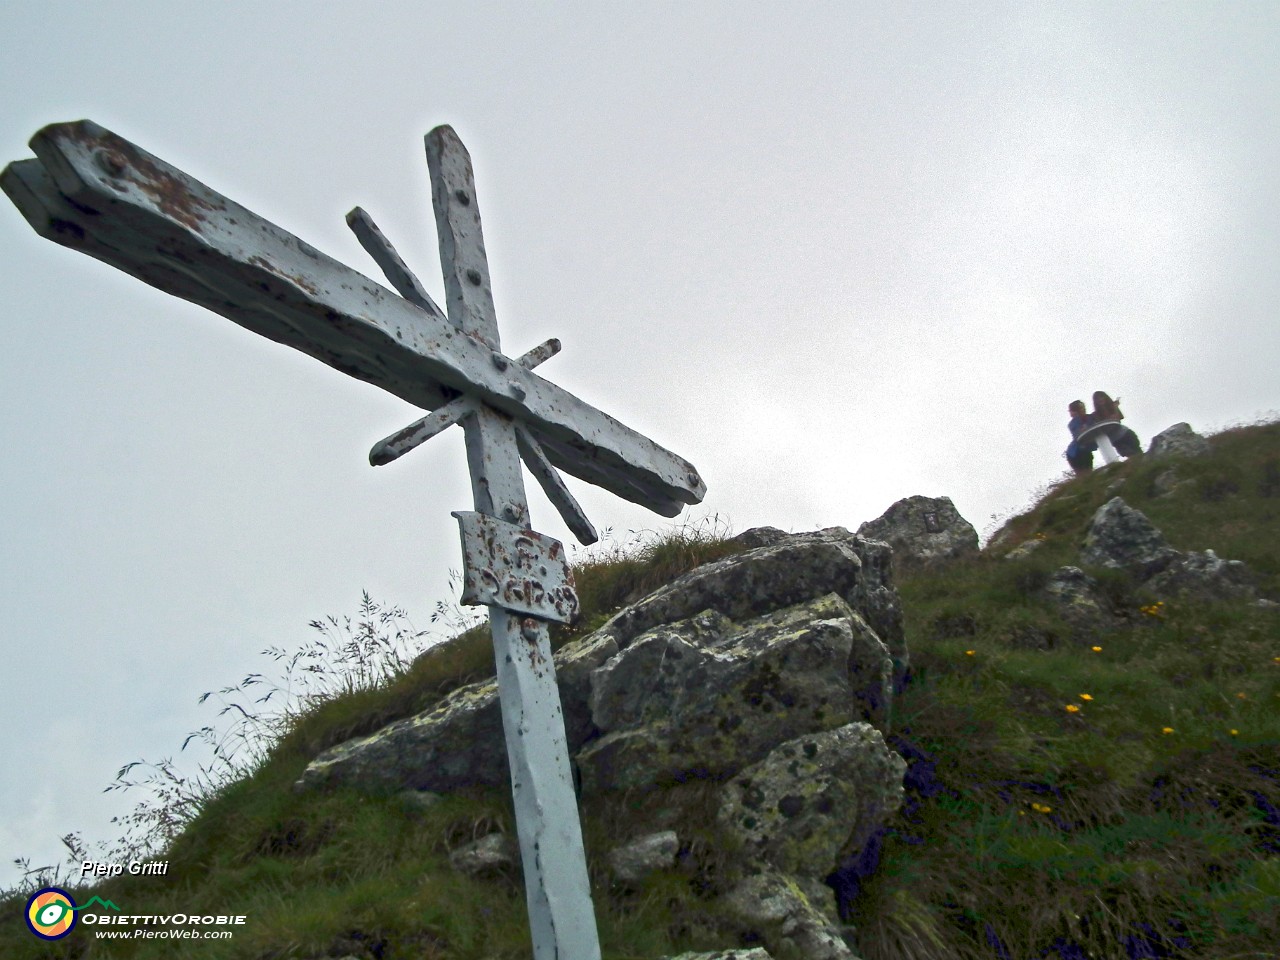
[4,120,706,959]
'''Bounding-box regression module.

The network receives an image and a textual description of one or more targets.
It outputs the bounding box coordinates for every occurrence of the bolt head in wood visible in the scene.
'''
[95,149,126,177]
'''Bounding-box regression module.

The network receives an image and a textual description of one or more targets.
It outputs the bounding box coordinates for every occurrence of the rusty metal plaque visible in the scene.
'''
[453,511,579,623]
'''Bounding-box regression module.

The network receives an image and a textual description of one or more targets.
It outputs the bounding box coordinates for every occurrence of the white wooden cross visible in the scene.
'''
[4,120,707,960]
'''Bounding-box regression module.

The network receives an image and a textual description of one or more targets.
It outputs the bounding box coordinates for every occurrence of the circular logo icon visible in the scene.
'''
[26,887,77,940]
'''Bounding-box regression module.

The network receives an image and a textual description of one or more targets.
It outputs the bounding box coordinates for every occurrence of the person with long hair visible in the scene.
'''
[1091,391,1142,457]
[1092,391,1122,422]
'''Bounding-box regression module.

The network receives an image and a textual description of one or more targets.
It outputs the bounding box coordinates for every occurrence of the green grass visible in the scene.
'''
[852,419,1280,959]
[3,427,1278,958]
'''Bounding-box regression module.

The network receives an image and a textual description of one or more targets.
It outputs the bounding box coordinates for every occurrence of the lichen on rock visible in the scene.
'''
[717,723,906,917]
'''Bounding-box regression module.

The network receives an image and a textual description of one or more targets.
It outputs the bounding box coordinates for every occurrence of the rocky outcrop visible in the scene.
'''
[1080,499,1180,577]
[299,680,508,793]
[298,529,904,797]
[598,528,904,686]
[577,594,888,793]
[856,495,978,567]
[1145,549,1257,602]
[1148,423,1211,460]
[298,527,908,959]
[296,627,619,794]
[1081,498,1259,603]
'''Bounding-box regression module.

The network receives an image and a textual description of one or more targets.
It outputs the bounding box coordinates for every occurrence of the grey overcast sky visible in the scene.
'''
[2,2,1277,887]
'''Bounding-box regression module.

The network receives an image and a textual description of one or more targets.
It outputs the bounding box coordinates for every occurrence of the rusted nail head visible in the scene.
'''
[466,268,483,286]
[454,189,471,206]
[687,471,700,486]
[491,352,509,371]
[509,382,527,400]
[95,149,127,178]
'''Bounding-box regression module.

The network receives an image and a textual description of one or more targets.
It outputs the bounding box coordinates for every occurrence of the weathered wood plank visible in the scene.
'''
[370,338,563,467]
[516,425,599,546]
[2,120,705,515]
[345,205,444,318]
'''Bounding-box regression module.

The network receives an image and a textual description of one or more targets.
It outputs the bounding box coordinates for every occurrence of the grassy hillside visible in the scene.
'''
[3,424,1278,959]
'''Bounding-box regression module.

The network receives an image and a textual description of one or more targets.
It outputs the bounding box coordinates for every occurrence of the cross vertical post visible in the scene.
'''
[426,127,600,958]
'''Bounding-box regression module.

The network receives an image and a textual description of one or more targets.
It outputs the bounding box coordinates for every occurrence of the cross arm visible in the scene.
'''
[2,120,706,514]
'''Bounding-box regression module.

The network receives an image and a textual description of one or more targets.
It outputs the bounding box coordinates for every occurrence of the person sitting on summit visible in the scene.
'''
[1066,399,1095,474]
[1091,391,1142,458]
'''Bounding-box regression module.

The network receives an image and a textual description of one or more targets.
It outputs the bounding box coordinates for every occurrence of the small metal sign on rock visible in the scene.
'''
[4,120,706,959]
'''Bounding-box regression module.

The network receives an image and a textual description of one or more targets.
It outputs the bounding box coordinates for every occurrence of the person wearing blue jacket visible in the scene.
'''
[1066,399,1095,474]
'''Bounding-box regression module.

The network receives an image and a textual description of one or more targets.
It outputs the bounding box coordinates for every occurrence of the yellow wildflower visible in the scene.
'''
[1065,704,1081,713]
[1162,727,1174,734]
[1079,694,1093,701]
[1230,729,1239,736]
[1092,646,1102,652]
[966,650,975,656]
[1237,692,1248,700]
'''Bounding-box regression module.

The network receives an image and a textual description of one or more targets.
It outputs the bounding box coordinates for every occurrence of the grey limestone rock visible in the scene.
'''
[448,832,517,877]
[607,829,679,883]
[297,625,618,794]
[298,528,907,831]
[600,531,903,673]
[664,951,775,960]
[552,628,621,747]
[1080,498,1260,604]
[1148,422,1211,460]
[298,678,507,793]
[397,789,444,812]
[856,495,979,567]
[722,871,858,960]
[1145,549,1258,602]
[577,594,881,793]
[725,526,792,550]
[717,723,906,919]
[1081,498,1180,577]
[1044,566,1116,639]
